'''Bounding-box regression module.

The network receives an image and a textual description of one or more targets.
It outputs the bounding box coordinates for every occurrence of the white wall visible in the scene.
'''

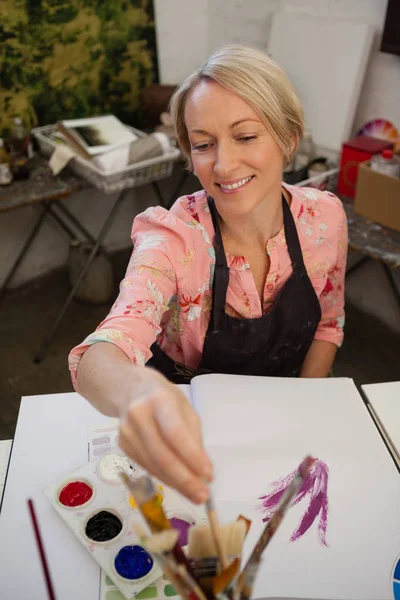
[155,0,400,137]
[1,0,399,331]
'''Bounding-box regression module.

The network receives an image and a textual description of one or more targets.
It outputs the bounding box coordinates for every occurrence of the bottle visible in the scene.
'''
[9,116,33,164]
[0,138,13,186]
[370,149,400,177]
[295,129,316,171]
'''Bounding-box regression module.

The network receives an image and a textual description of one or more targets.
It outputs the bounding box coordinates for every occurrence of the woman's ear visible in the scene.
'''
[289,135,297,156]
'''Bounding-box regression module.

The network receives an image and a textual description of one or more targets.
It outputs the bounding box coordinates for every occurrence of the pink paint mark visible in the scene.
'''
[259,459,329,546]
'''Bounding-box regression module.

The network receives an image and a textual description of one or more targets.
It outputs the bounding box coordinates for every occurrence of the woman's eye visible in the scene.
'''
[239,135,256,143]
[193,144,209,151]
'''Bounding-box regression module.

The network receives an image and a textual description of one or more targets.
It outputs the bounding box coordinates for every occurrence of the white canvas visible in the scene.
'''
[267,13,374,151]
[190,375,400,599]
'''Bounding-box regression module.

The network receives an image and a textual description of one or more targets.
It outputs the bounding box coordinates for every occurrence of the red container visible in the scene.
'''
[337,135,394,198]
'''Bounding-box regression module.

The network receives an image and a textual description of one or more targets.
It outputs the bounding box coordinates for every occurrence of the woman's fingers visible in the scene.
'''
[119,402,209,504]
[153,389,213,481]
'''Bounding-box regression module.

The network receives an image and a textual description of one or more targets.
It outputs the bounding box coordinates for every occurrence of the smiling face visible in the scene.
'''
[185,79,286,218]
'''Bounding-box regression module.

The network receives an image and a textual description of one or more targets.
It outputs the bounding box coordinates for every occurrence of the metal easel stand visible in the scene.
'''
[33,181,170,363]
[0,198,110,306]
[0,203,52,306]
[33,188,129,363]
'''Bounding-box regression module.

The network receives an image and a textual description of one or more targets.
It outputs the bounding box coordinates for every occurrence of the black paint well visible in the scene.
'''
[85,510,123,542]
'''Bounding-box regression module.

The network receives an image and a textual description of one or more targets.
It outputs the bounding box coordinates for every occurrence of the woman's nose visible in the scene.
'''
[213,142,239,179]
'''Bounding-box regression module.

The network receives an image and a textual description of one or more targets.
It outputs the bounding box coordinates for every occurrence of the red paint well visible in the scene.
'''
[59,481,93,507]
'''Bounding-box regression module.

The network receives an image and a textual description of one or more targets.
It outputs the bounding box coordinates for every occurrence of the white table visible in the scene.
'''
[0,393,105,600]
[1,386,399,600]
[362,381,400,466]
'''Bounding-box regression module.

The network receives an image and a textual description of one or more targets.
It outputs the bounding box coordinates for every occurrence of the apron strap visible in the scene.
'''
[207,196,230,329]
[281,195,307,276]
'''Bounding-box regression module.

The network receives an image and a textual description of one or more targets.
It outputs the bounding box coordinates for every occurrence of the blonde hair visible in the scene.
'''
[170,45,304,169]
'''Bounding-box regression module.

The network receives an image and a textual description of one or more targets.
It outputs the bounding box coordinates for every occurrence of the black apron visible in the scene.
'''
[147,193,321,383]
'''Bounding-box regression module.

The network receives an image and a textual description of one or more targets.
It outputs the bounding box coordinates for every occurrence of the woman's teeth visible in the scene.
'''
[219,176,253,190]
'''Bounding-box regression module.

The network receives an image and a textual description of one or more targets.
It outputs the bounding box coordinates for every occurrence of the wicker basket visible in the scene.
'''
[32,124,181,194]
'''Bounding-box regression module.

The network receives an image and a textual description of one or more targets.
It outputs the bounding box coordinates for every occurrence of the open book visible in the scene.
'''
[178,374,400,600]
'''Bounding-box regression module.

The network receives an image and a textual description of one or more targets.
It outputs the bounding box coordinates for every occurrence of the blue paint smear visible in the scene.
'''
[115,545,154,580]
[394,559,400,582]
[393,581,400,600]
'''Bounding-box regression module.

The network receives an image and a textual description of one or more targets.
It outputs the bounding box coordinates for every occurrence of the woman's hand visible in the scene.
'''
[118,368,213,504]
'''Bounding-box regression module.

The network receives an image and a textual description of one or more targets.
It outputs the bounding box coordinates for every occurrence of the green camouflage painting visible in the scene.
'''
[0,0,158,137]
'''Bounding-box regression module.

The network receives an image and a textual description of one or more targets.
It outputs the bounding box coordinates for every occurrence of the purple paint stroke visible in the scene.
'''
[259,459,329,546]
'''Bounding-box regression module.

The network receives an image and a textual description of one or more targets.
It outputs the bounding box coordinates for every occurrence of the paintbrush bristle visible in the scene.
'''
[213,557,240,595]
[298,455,316,479]
[119,473,155,505]
[119,471,131,486]
[188,521,246,560]
[237,515,252,537]
[144,530,179,555]
[133,523,149,541]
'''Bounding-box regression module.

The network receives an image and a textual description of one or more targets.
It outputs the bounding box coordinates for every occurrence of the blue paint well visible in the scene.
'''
[393,581,400,600]
[114,545,153,580]
[394,559,400,582]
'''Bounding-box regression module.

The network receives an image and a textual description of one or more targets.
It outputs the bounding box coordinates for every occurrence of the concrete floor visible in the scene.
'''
[0,250,399,440]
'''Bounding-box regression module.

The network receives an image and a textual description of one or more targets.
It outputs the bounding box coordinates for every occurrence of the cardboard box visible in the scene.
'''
[354,161,400,232]
[337,136,394,199]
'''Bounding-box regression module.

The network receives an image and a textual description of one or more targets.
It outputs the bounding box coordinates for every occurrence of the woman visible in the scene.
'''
[69,46,347,505]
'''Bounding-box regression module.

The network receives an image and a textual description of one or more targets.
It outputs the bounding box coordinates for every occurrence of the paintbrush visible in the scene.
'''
[201,498,243,600]
[142,530,192,600]
[213,557,240,596]
[189,557,220,578]
[188,521,246,561]
[238,455,316,600]
[237,515,252,538]
[139,527,208,600]
[27,499,57,600]
[213,518,251,600]
[204,491,229,571]
[120,473,170,531]
[120,473,198,580]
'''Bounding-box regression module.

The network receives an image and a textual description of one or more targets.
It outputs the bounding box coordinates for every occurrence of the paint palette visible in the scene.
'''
[100,568,179,600]
[44,450,206,599]
[357,118,400,152]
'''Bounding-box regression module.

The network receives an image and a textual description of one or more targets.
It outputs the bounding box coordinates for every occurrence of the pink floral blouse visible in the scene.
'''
[69,183,348,389]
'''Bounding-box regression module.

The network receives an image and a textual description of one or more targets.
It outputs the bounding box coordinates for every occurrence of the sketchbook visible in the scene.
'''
[178,374,400,600]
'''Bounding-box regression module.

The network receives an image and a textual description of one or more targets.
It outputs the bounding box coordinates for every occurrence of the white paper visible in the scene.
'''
[191,374,400,600]
[93,145,131,172]
[362,382,400,460]
[49,144,76,175]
